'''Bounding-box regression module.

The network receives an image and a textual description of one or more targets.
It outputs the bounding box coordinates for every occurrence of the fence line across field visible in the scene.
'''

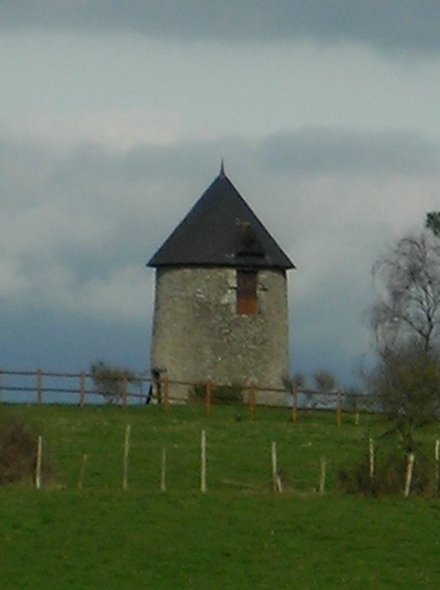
[0,368,372,422]
[32,429,429,498]
[0,368,152,407]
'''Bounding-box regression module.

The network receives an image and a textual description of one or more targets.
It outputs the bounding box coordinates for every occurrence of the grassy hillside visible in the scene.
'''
[1,404,440,588]
[0,403,402,492]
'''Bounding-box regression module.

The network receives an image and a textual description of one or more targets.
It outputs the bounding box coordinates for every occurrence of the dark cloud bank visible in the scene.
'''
[2,1,440,54]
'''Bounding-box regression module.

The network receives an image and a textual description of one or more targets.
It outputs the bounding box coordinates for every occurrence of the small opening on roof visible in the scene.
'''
[236,221,265,258]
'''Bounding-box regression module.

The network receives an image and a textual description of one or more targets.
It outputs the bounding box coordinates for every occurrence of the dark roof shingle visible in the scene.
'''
[148,172,295,270]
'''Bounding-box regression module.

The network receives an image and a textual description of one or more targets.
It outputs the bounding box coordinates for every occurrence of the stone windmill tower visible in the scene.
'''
[147,167,294,401]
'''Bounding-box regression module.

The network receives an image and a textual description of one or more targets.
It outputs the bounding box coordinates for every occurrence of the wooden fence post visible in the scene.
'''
[79,371,86,407]
[122,375,128,408]
[404,453,415,498]
[336,390,342,426]
[123,424,131,491]
[319,457,327,496]
[369,438,375,489]
[78,454,88,489]
[271,441,282,493]
[201,430,207,493]
[292,385,298,422]
[249,381,256,421]
[163,377,169,411]
[161,448,167,492]
[435,440,440,495]
[271,441,277,492]
[206,378,212,417]
[36,369,43,404]
[35,436,43,489]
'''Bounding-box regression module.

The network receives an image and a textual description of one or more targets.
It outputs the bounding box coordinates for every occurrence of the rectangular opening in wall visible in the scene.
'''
[237,270,258,315]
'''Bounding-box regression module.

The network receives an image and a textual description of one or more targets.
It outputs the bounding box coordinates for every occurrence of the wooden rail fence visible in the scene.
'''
[0,368,371,422]
[0,369,150,407]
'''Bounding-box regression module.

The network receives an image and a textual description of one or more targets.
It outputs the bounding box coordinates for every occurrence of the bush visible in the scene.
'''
[339,447,433,496]
[0,421,50,486]
[90,361,141,404]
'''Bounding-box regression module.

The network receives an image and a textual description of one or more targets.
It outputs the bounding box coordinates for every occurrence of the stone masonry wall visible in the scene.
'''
[151,267,290,404]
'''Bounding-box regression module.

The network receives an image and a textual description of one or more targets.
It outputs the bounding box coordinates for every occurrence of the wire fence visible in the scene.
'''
[26,426,437,497]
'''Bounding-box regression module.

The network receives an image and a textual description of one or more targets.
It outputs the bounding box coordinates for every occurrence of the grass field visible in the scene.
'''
[1,404,440,588]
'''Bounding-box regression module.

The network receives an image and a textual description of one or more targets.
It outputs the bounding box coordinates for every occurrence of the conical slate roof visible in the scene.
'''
[148,170,295,270]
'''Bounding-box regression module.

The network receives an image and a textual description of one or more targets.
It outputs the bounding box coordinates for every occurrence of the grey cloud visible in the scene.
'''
[50,142,219,187]
[10,126,433,284]
[258,129,440,176]
[53,128,440,189]
[0,136,224,296]
[1,1,440,54]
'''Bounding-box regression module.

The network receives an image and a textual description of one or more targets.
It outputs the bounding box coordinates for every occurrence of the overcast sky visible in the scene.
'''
[2,2,440,389]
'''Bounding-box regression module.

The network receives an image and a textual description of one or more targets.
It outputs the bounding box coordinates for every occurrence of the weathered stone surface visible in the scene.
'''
[151,266,290,403]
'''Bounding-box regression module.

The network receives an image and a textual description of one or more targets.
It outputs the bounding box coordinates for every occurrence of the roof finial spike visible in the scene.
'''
[220,158,226,177]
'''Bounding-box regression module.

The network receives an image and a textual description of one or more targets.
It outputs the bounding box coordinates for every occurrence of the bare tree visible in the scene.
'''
[368,230,440,449]
[291,372,307,392]
[312,369,338,408]
[371,231,440,354]
[426,211,440,237]
[312,369,338,392]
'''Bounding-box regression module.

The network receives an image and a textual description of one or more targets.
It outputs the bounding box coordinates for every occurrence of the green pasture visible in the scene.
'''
[1,404,440,588]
